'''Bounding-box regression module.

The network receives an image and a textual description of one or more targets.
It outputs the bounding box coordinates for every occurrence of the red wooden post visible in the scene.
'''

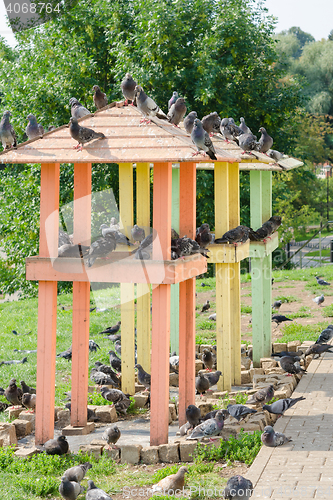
[151,162,172,446]
[71,163,91,426]
[35,163,60,445]
[178,162,196,426]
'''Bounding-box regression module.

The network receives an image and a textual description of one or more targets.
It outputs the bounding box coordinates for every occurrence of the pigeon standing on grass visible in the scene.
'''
[184,111,198,134]
[0,110,17,149]
[134,85,166,123]
[69,98,90,119]
[263,396,305,416]
[4,379,23,406]
[44,435,69,455]
[59,476,84,500]
[86,480,112,500]
[121,73,137,104]
[191,118,217,160]
[258,127,273,153]
[313,294,325,306]
[63,462,92,482]
[261,425,292,447]
[92,85,108,109]
[186,409,225,440]
[315,276,330,286]
[26,114,44,139]
[20,380,36,394]
[69,117,105,152]
[167,97,186,126]
[201,300,210,313]
[222,475,254,500]
[152,466,188,494]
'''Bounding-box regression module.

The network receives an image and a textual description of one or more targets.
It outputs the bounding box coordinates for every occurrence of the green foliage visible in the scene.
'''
[322,305,333,317]
[276,321,327,343]
[241,304,252,314]
[197,320,215,331]
[274,295,298,303]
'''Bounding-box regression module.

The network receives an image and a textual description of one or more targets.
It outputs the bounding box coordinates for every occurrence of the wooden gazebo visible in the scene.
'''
[0,103,302,445]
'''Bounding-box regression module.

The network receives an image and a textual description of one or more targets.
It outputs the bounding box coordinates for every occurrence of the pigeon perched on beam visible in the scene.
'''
[215,226,249,246]
[69,97,90,119]
[261,425,292,447]
[92,85,108,109]
[131,224,145,243]
[171,236,209,259]
[238,132,258,153]
[191,118,217,160]
[121,73,137,105]
[69,117,105,152]
[239,117,252,135]
[222,475,253,500]
[26,114,44,139]
[263,396,305,416]
[0,110,17,149]
[196,223,213,248]
[184,111,198,134]
[186,409,225,440]
[100,224,133,247]
[86,233,117,267]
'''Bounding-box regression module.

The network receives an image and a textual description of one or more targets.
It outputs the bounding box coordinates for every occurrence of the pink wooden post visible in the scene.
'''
[151,162,172,446]
[35,163,60,444]
[71,163,92,426]
[178,162,196,426]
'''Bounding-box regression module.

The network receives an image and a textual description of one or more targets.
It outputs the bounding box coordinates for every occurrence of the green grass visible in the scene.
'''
[241,304,252,314]
[288,307,313,319]
[197,320,215,331]
[274,295,298,303]
[306,249,330,257]
[275,321,328,344]
[322,305,333,318]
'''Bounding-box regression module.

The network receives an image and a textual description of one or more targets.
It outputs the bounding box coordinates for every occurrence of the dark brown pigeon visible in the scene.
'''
[202,349,214,370]
[280,356,306,375]
[201,300,210,313]
[4,379,23,406]
[44,435,69,455]
[185,404,201,428]
[215,226,249,245]
[22,393,36,411]
[69,117,105,152]
[92,85,108,109]
[196,223,213,248]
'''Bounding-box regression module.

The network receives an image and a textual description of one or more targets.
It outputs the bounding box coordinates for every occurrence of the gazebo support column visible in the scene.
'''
[151,162,172,446]
[171,167,180,355]
[71,163,91,427]
[178,162,196,427]
[35,163,60,445]
[262,171,273,357]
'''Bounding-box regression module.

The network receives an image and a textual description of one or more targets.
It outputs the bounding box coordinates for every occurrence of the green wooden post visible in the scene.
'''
[171,166,180,354]
[261,171,272,358]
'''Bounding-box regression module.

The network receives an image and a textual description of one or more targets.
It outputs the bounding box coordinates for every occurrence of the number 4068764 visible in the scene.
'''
[6,3,60,14]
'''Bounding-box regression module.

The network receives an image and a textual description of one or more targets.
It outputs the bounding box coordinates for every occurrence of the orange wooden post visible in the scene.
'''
[151,162,172,446]
[35,163,60,445]
[178,162,196,427]
[71,163,91,427]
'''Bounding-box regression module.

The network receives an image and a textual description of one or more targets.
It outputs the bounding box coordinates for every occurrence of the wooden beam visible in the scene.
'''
[261,171,273,358]
[171,167,180,355]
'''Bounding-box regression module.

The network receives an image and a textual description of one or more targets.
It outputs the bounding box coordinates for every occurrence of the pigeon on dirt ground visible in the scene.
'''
[261,425,292,447]
[135,85,166,123]
[186,405,202,428]
[135,363,151,390]
[273,300,282,311]
[26,114,44,139]
[168,91,179,110]
[167,97,186,126]
[86,480,112,500]
[304,343,333,358]
[201,300,210,313]
[258,127,273,153]
[195,372,210,395]
[202,349,213,370]
[44,435,69,455]
[102,425,121,448]
[152,466,188,494]
[315,276,330,286]
[86,233,117,267]
[4,379,23,406]
[215,226,249,245]
[184,111,198,134]
[313,294,325,306]
[59,476,84,500]
[191,118,217,160]
[69,117,105,152]
[69,98,90,119]
[247,385,274,405]
[239,117,252,135]
[92,85,108,109]
[100,387,131,414]
[202,112,221,136]
[227,404,257,421]
[280,356,306,375]
[222,475,254,500]
[315,325,333,344]
[121,73,137,104]
[63,462,92,483]
[272,314,292,326]
[196,223,213,248]
[186,409,225,440]
[206,371,222,387]
[263,396,305,416]
[0,110,17,149]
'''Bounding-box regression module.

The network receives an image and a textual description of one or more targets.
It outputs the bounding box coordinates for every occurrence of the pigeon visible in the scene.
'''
[186,409,225,440]
[202,112,221,136]
[196,223,213,248]
[89,340,100,352]
[104,333,121,342]
[20,381,36,394]
[86,233,117,267]
[191,118,217,160]
[135,363,151,390]
[215,226,249,245]
[280,356,306,375]
[206,370,222,387]
[0,110,17,149]
[114,340,121,357]
[4,379,23,406]
[227,404,257,421]
[263,396,306,416]
[171,236,209,259]
[168,91,179,110]
[44,435,69,455]
[246,385,274,405]
[272,300,282,311]
[169,352,179,374]
[69,97,90,119]
[315,325,333,344]
[209,313,216,321]
[220,117,235,142]
[131,224,146,243]
[238,133,258,153]
[201,300,210,313]
[58,229,72,247]
[100,387,131,414]
[315,276,330,286]
[86,480,112,500]
[201,410,218,421]
[65,403,100,422]
[134,85,166,123]
[239,117,252,135]
[222,475,254,500]
[58,243,90,258]
[100,224,133,247]
[109,350,122,372]
[92,85,108,109]
[102,425,121,448]
[121,73,137,104]
[267,149,284,161]
[202,349,213,369]
[0,357,28,365]
[183,111,198,134]
[272,314,293,326]
[90,368,119,387]
[167,97,187,126]
[152,466,188,494]
[57,346,73,361]
[59,476,84,500]
[261,425,292,447]
[99,322,121,335]
[195,372,210,395]
[267,215,282,232]
[0,402,9,412]
[258,127,273,153]
[25,114,44,139]
[227,117,244,138]
[63,462,92,483]
[69,117,105,152]
[304,343,333,358]
[271,351,302,359]
[186,405,202,428]
[130,233,154,259]
[22,393,36,411]
[313,294,325,306]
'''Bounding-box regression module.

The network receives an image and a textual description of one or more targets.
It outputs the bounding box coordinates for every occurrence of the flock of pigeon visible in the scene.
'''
[0,73,283,164]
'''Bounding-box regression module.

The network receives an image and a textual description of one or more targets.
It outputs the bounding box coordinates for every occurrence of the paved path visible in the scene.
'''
[248,352,333,499]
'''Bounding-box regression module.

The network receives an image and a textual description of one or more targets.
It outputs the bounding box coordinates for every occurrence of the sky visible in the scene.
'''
[0,0,333,46]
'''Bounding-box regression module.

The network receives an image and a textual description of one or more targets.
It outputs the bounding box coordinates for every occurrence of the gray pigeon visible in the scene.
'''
[202,112,221,135]
[134,85,166,123]
[271,350,302,359]
[315,325,333,344]
[202,348,213,369]
[135,363,151,390]
[186,404,202,428]
[168,91,179,110]
[263,396,305,416]
[186,409,225,440]
[313,294,325,306]
[215,225,249,245]
[69,97,90,119]
[121,73,137,104]
[220,117,234,141]
[90,368,119,387]
[92,85,108,109]
[102,425,121,448]
[109,350,122,372]
[131,224,146,243]
[247,385,274,405]
[238,133,258,153]
[59,476,83,500]
[58,243,90,258]
[167,97,187,126]
[195,372,210,395]
[100,224,133,247]
[280,356,306,375]
[0,110,17,149]
[64,462,92,483]
[227,404,257,421]
[258,127,273,153]
[191,118,217,160]
[20,380,36,394]
[315,276,330,286]
[100,387,131,414]
[86,234,117,267]
[273,300,282,311]
[206,370,222,387]
[69,117,105,151]
[304,343,333,358]
[183,111,198,134]
[86,480,112,500]
[26,114,44,139]
[261,425,292,447]
[239,117,252,135]
[223,475,253,500]
[44,435,69,455]
[267,149,283,161]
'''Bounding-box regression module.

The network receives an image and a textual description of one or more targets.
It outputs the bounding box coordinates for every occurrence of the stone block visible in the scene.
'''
[195,360,204,374]
[240,422,263,432]
[169,373,179,387]
[197,402,212,417]
[120,444,142,464]
[14,446,41,458]
[19,411,36,431]
[62,422,95,436]
[199,344,211,353]
[141,446,159,464]
[241,357,251,370]
[158,443,180,463]
[132,394,149,409]
[105,447,120,460]
[246,412,266,431]
[54,407,63,421]
[220,426,239,439]
[5,408,23,420]
[272,343,287,353]
[0,423,17,446]
[241,370,252,384]
[274,389,289,400]
[79,444,103,459]
[287,340,301,351]
[169,404,177,422]
[135,384,145,393]
[56,409,71,428]
[12,419,32,439]
[261,360,278,371]
[266,367,285,375]
[95,405,117,423]
[179,441,197,462]
[251,368,265,375]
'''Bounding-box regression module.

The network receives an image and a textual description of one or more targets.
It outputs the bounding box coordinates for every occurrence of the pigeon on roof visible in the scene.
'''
[191,118,217,160]
[0,111,17,150]
[26,114,44,139]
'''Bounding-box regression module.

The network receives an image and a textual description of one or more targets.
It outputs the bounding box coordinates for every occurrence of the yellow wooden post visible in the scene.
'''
[136,163,151,373]
[119,163,135,394]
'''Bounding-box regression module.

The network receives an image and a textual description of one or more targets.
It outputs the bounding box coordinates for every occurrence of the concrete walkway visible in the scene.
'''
[248,351,333,499]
